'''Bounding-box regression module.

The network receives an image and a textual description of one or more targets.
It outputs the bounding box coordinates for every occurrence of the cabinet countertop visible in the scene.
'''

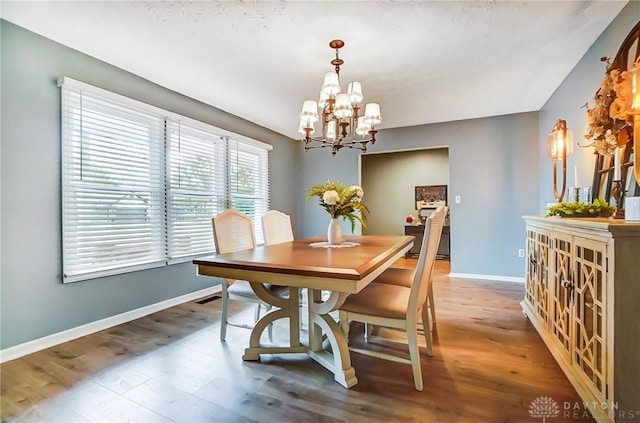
[523,215,640,237]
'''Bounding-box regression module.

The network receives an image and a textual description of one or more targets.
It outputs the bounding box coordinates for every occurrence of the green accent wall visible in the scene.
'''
[361,148,449,235]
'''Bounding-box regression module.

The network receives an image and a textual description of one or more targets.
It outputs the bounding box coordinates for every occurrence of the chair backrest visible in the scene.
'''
[407,206,446,319]
[262,210,294,245]
[212,209,256,254]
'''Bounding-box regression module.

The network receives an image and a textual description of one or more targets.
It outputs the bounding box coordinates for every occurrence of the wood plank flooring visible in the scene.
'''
[1,260,594,422]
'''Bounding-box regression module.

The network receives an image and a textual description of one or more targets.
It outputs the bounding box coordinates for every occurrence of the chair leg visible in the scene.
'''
[407,325,424,391]
[428,281,436,326]
[363,322,374,342]
[220,282,229,341]
[421,305,433,357]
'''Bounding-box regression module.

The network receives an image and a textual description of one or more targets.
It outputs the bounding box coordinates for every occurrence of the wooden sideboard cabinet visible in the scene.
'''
[404,224,450,259]
[522,216,640,423]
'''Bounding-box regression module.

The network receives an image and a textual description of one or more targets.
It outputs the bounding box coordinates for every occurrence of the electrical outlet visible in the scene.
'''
[518,249,525,258]
[455,195,461,204]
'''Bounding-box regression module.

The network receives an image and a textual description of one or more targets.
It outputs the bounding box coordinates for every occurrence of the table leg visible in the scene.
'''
[242,284,306,360]
[308,289,323,351]
[307,289,358,388]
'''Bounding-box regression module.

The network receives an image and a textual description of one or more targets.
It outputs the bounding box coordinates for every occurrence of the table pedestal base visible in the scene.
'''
[242,284,305,360]
[242,285,357,388]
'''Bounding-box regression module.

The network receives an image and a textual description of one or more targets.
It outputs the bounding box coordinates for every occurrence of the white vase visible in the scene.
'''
[327,218,343,245]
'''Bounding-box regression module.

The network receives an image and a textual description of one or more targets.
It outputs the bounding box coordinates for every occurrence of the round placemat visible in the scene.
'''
[309,241,360,249]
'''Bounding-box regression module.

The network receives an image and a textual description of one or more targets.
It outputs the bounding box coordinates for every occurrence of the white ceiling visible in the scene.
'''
[1,1,627,139]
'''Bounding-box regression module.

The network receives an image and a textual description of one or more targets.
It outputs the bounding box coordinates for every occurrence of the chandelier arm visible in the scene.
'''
[304,139,346,148]
[343,138,371,145]
[346,144,366,149]
[345,143,368,153]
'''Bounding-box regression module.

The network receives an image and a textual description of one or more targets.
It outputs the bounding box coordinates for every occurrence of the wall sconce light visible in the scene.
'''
[547,119,574,203]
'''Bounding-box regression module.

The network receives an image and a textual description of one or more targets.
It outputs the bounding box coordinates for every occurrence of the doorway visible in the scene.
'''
[360,147,450,259]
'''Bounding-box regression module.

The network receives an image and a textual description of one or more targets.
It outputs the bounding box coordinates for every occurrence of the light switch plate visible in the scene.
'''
[455,195,461,204]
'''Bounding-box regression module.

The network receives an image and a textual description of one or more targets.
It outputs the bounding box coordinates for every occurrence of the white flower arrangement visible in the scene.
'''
[306,180,369,232]
[322,190,340,205]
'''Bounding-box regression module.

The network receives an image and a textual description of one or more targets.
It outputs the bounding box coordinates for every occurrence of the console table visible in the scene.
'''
[404,224,450,259]
[522,216,640,423]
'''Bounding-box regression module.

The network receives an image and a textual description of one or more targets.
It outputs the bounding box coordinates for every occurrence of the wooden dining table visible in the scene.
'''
[193,234,413,388]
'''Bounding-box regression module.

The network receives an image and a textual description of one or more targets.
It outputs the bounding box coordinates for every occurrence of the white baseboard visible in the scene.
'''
[0,286,222,364]
[448,272,525,283]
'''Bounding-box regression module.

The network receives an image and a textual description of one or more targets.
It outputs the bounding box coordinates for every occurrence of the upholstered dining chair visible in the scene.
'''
[371,206,449,341]
[338,206,446,391]
[212,209,287,341]
[262,210,294,245]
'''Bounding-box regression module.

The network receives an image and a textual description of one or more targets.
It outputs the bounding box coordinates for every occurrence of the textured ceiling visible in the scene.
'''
[1,1,628,139]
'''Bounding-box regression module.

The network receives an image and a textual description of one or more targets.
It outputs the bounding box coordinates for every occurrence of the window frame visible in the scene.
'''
[59,77,272,283]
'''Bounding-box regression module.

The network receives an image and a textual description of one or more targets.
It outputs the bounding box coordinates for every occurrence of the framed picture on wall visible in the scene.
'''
[415,185,447,210]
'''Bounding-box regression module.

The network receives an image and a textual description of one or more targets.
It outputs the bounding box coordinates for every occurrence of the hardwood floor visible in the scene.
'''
[1,260,594,422]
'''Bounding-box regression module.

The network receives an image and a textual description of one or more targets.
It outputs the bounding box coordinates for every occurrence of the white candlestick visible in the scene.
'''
[574,164,579,188]
[614,148,621,180]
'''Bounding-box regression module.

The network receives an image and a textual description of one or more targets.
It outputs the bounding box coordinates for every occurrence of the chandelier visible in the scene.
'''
[298,39,382,156]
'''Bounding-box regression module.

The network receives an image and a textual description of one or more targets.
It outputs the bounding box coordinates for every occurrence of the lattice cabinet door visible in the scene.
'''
[525,227,550,325]
[572,236,609,404]
[549,231,573,361]
[524,228,537,310]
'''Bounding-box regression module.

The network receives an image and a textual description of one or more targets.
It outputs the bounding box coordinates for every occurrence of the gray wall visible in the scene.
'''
[297,112,540,278]
[361,148,449,235]
[296,4,639,278]
[539,3,640,211]
[539,4,639,414]
[0,20,298,349]
[2,3,636,350]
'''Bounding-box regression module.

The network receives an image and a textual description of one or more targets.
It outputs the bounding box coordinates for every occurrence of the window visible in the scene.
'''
[166,120,226,260]
[60,77,271,282]
[228,139,270,243]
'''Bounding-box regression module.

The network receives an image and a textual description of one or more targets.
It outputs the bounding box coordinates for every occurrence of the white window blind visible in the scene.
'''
[59,77,271,282]
[61,86,166,281]
[167,120,226,259]
[228,139,270,245]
